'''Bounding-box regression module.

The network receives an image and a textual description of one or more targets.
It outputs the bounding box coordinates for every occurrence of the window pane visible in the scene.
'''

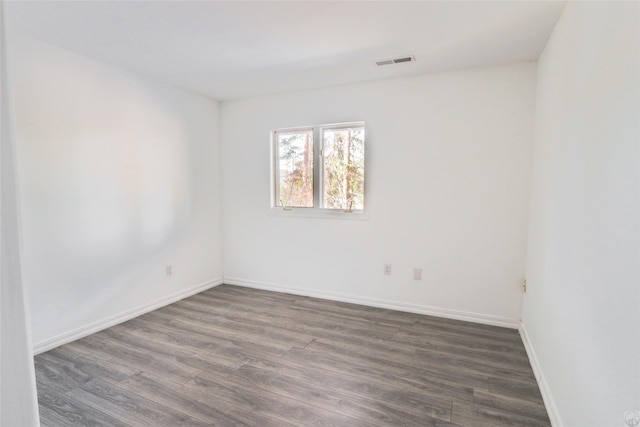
[276,129,314,208]
[322,126,364,210]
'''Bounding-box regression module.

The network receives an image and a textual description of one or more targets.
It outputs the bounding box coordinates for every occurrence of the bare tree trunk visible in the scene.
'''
[344,130,352,208]
[303,133,311,205]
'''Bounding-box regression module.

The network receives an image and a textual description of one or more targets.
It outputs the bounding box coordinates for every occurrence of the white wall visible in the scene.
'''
[8,38,223,351]
[221,63,536,326]
[1,4,40,424]
[522,2,639,426]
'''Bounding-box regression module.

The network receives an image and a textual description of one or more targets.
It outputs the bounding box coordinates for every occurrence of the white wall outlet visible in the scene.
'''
[384,264,392,275]
[166,265,172,276]
[413,268,422,280]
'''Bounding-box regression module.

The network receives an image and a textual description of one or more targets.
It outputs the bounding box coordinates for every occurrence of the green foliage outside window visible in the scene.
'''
[322,127,364,210]
[277,130,313,207]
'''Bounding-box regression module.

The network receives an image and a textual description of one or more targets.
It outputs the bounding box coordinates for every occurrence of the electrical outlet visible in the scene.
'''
[413,268,422,280]
[166,265,172,277]
[384,264,392,275]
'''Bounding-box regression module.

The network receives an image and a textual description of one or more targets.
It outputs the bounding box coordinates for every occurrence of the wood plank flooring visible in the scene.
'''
[35,284,550,426]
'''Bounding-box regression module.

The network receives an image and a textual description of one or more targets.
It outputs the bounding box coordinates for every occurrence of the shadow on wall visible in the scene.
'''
[10,37,194,319]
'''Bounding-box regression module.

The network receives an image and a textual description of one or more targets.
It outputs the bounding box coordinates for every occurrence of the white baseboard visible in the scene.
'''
[224,276,520,329]
[519,322,563,427]
[33,277,223,355]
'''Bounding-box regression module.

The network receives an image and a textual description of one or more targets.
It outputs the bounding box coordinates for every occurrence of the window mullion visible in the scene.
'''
[313,127,321,209]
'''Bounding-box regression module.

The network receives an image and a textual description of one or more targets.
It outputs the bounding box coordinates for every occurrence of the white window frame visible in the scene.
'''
[270,121,367,220]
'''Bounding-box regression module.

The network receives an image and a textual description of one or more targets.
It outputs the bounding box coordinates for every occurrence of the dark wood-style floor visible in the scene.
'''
[35,284,550,426]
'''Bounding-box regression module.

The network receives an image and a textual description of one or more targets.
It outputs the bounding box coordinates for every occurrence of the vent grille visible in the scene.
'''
[375,55,416,66]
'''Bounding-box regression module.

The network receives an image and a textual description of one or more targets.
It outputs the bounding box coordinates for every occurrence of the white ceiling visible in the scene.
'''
[5,1,566,101]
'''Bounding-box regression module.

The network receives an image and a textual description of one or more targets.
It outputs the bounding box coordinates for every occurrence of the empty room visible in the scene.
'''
[1,1,638,426]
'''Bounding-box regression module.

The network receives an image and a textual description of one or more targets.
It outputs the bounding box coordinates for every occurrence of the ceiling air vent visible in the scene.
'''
[375,55,416,66]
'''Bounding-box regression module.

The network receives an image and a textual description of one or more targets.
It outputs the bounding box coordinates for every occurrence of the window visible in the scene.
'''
[272,122,365,215]
[320,125,365,211]
[273,128,314,208]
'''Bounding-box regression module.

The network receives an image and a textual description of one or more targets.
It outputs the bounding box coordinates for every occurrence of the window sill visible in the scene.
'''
[268,207,369,221]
